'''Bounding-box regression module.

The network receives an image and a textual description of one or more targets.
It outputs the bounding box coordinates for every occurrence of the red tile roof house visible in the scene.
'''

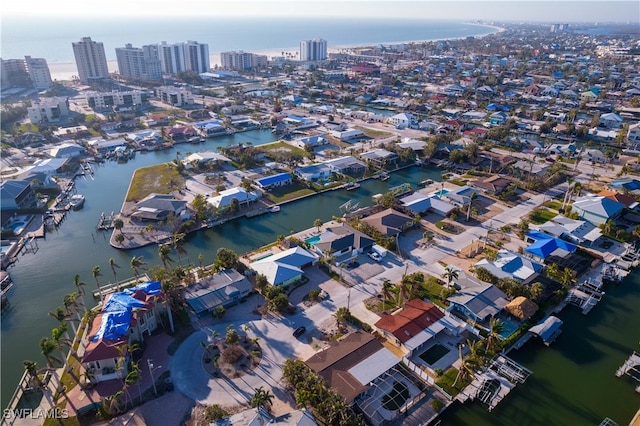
[374,299,475,357]
[78,281,174,384]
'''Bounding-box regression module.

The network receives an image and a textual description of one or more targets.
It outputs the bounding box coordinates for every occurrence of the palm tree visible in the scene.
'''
[486,317,505,354]
[158,244,173,268]
[130,255,146,281]
[546,263,560,280]
[441,265,459,289]
[560,267,574,287]
[92,265,102,302]
[313,218,323,232]
[334,307,350,331]
[72,274,87,315]
[62,293,81,335]
[251,386,274,413]
[529,282,544,302]
[109,257,121,291]
[381,279,394,310]
[397,276,416,306]
[39,337,63,391]
[466,192,478,222]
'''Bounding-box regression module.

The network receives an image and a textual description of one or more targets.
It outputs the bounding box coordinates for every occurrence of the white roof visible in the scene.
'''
[348,347,399,385]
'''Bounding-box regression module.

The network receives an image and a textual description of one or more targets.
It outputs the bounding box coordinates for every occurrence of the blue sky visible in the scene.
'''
[4,0,639,22]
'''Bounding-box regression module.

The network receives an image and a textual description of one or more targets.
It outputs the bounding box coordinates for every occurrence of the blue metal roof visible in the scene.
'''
[255,173,292,186]
[525,232,577,259]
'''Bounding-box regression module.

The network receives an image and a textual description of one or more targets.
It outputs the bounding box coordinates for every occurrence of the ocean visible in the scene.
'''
[0,16,498,80]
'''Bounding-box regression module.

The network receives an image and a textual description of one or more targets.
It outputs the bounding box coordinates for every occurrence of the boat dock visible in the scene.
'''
[615,351,640,393]
[97,212,117,230]
[458,354,532,412]
[565,286,603,315]
[529,315,563,346]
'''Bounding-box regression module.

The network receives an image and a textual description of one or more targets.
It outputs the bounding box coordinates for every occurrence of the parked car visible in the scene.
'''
[368,251,382,262]
[293,326,306,338]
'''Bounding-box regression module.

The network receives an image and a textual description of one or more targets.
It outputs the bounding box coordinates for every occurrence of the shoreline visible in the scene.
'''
[48,24,503,81]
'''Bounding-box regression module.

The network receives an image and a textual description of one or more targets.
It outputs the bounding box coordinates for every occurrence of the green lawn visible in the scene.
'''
[528,208,556,224]
[260,141,309,157]
[381,381,410,411]
[543,200,563,211]
[354,126,393,138]
[264,181,316,203]
[126,163,185,202]
[436,367,472,397]
[448,178,467,187]
[435,221,460,234]
[416,276,448,309]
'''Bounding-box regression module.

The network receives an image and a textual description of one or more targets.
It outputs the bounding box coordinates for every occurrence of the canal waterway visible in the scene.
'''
[2,129,639,425]
[0,129,441,408]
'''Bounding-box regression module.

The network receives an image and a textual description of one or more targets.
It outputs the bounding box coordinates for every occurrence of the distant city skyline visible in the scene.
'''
[3,0,639,22]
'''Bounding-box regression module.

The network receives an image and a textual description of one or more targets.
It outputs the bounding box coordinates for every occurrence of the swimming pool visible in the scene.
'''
[497,317,520,340]
[305,235,321,246]
[4,215,33,236]
[430,189,451,198]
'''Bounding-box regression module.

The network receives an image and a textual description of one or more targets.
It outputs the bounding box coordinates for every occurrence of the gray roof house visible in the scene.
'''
[447,278,509,323]
[131,193,188,221]
[183,269,252,315]
[313,224,375,260]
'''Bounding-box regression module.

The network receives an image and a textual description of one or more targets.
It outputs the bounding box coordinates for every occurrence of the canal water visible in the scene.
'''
[0,129,441,408]
[2,129,638,425]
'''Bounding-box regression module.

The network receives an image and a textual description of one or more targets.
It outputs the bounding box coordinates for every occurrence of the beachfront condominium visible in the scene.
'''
[300,38,327,61]
[156,41,209,75]
[184,40,210,74]
[24,56,53,89]
[1,56,52,89]
[115,44,162,81]
[72,37,109,84]
[220,51,268,71]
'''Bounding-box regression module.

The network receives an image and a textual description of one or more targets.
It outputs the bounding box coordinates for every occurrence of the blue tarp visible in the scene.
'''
[525,232,577,259]
[91,281,161,342]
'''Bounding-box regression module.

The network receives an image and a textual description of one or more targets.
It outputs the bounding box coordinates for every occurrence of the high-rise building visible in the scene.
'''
[24,56,53,89]
[1,58,28,88]
[157,42,186,75]
[115,44,162,81]
[183,40,210,73]
[299,39,327,61]
[220,51,268,71]
[72,37,109,84]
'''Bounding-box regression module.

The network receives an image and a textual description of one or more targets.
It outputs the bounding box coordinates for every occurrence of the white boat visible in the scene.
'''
[69,194,85,210]
[345,182,361,191]
[270,206,281,213]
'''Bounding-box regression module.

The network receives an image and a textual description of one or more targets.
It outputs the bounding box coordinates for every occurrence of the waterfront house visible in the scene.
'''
[0,180,37,211]
[166,125,198,142]
[208,187,259,210]
[399,192,456,217]
[504,296,539,321]
[131,193,188,221]
[193,119,227,137]
[254,173,293,190]
[512,160,550,177]
[444,186,480,208]
[475,250,544,282]
[524,231,577,261]
[88,138,128,153]
[79,281,174,384]
[292,135,328,150]
[359,149,399,168]
[48,142,85,158]
[52,126,91,141]
[360,208,413,237]
[570,195,624,226]
[182,151,231,169]
[397,139,426,152]
[294,156,366,182]
[374,299,468,354]
[305,331,418,426]
[312,223,375,261]
[183,269,252,315]
[249,246,318,287]
[446,280,509,324]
